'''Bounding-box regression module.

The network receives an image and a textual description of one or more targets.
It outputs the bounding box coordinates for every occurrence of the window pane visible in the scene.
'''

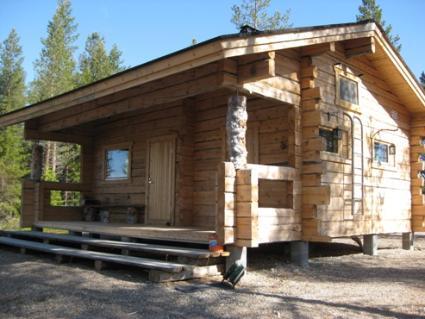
[319,129,338,153]
[340,77,358,104]
[106,149,129,179]
[50,191,81,207]
[374,142,388,163]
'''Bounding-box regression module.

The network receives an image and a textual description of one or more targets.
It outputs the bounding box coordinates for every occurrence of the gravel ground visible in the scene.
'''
[1,235,425,319]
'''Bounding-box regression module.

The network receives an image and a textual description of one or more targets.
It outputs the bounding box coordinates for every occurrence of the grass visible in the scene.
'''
[0,215,20,230]
[0,215,67,234]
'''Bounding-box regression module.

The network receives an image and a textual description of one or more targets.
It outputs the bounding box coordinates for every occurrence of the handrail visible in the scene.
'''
[39,181,89,192]
[246,164,296,181]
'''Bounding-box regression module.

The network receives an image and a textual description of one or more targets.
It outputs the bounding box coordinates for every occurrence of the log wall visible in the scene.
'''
[301,47,412,240]
[411,116,425,232]
[83,88,292,228]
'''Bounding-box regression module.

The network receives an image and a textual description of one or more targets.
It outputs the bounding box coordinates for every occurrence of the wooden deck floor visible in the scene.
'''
[34,221,214,244]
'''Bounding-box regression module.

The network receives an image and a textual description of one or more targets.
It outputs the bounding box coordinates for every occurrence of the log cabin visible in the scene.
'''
[0,20,424,272]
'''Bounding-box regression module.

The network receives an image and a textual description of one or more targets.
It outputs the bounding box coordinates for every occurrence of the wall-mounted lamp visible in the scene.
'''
[326,111,339,121]
[389,144,396,155]
[332,127,343,140]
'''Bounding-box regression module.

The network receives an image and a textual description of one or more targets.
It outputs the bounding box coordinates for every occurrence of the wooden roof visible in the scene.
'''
[0,20,424,127]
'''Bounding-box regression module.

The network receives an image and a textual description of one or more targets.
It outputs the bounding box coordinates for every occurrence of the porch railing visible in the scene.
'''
[21,180,89,227]
[216,162,300,247]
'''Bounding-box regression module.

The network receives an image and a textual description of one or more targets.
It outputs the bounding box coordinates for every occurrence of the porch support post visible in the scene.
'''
[30,141,43,181]
[225,245,247,272]
[402,232,414,251]
[226,94,249,270]
[226,95,248,170]
[290,241,309,267]
[363,234,378,256]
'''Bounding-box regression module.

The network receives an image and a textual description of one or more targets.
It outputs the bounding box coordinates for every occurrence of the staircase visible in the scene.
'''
[0,230,227,282]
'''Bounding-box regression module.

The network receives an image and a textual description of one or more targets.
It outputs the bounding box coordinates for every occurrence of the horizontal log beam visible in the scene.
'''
[301,42,336,57]
[24,127,92,145]
[40,181,90,192]
[344,36,375,58]
[238,52,275,83]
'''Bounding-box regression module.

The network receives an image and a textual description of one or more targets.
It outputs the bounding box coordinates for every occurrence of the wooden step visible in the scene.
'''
[0,236,185,273]
[2,230,218,258]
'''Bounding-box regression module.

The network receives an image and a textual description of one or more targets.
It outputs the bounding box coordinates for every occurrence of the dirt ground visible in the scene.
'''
[1,235,425,319]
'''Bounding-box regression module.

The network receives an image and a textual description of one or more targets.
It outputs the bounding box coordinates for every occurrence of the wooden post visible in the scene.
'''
[225,95,249,268]
[30,142,43,181]
[402,232,414,251]
[364,234,378,256]
[290,241,309,267]
[226,95,248,170]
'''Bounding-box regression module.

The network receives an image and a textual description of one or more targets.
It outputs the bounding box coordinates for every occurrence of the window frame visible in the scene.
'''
[103,142,132,182]
[334,65,361,113]
[319,128,339,154]
[372,140,395,168]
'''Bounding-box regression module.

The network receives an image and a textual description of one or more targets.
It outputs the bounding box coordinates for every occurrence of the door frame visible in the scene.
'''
[145,134,177,225]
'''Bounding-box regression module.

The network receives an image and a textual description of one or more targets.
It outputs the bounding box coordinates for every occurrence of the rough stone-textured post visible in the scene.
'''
[225,245,247,272]
[226,95,248,170]
[402,232,414,251]
[290,241,309,267]
[226,95,249,270]
[30,142,44,181]
[363,234,378,256]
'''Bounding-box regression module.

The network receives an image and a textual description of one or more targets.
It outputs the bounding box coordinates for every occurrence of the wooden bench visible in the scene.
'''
[83,204,145,224]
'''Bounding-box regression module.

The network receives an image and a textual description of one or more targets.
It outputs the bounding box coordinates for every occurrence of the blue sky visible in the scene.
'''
[1,0,424,83]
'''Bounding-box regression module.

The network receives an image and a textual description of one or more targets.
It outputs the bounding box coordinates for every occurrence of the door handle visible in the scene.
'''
[148,177,153,184]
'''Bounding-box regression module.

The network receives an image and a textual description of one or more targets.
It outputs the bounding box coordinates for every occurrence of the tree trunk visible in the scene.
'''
[44,141,51,173]
[31,142,44,182]
[51,141,57,174]
[226,95,248,170]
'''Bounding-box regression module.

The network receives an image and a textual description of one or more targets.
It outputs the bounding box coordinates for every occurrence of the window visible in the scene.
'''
[320,128,338,153]
[373,141,396,166]
[105,148,130,180]
[335,65,360,112]
[374,142,388,163]
[339,77,358,105]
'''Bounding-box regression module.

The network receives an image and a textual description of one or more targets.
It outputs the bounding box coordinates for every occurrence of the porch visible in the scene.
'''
[18,50,303,246]
[33,221,214,244]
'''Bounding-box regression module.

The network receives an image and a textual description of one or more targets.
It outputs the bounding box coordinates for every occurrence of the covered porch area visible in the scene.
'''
[13,47,302,246]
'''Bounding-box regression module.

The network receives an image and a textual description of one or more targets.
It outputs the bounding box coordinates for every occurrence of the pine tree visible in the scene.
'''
[0,29,29,227]
[420,72,425,90]
[77,32,125,86]
[231,0,291,31]
[356,0,401,51]
[28,0,78,178]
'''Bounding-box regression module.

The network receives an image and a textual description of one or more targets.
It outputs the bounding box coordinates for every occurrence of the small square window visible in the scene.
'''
[105,148,129,180]
[374,142,389,163]
[319,128,338,153]
[334,65,361,112]
[339,77,358,105]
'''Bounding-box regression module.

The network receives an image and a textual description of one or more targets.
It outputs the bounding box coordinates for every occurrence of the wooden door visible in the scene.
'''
[146,136,176,225]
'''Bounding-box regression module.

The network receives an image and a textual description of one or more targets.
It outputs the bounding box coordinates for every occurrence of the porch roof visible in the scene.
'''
[0,20,424,128]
